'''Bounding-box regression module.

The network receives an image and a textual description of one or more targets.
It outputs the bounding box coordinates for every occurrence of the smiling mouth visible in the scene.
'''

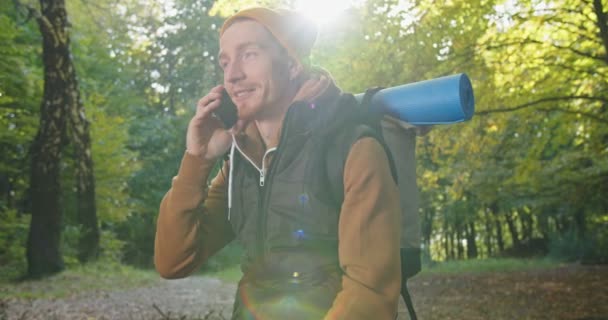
[233,88,255,99]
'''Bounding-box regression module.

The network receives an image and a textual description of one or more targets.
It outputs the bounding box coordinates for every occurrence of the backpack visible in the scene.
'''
[323,88,422,320]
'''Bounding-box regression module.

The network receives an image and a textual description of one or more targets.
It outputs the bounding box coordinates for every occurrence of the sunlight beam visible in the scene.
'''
[295,0,364,27]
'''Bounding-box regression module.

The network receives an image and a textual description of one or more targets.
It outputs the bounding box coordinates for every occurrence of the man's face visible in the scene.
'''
[218,20,293,121]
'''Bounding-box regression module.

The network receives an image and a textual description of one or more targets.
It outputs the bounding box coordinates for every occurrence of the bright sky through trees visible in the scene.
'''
[295,0,364,26]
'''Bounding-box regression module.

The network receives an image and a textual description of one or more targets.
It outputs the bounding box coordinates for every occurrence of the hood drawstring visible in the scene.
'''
[227,134,278,221]
[228,135,236,221]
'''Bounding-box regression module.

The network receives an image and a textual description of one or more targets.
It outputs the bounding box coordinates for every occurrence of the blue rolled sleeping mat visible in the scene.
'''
[367,73,475,124]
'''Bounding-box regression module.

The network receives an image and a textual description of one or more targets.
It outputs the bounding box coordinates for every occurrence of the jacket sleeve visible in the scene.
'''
[154,151,235,279]
[324,137,402,320]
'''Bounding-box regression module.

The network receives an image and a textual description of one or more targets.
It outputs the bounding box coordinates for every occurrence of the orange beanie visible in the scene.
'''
[219,7,318,65]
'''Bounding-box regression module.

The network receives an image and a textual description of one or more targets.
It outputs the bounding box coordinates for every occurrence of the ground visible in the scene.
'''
[404,264,608,320]
[1,264,607,320]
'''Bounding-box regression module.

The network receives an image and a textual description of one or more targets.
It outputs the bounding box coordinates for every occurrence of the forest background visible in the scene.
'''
[0,0,607,280]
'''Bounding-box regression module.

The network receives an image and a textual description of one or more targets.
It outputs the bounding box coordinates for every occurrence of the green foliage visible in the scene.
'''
[423,257,561,275]
[0,209,29,281]
[0,260,158,299]
[116,111,189,267]
[204,265,242,283]
[2,0,607,275]
[59,226,124,267]
[0,6,41,280]
[200,242,243,272]
[115,211,157,267]
[314,0,608,263]
[89,99,139,223]
[0,7,41,215]
[60,225,82,268]
[582,221,608,264]
[114,0,227,267]
[98,230,127,262]
[549,222,608,264]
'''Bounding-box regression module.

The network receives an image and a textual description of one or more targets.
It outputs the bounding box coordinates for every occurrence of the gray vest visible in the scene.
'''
[228,98,382,319]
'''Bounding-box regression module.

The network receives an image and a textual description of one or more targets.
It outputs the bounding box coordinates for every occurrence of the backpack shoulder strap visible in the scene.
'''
[324,90,397,207]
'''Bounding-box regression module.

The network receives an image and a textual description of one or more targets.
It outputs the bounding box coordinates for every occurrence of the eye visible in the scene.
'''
[242,50,258,60]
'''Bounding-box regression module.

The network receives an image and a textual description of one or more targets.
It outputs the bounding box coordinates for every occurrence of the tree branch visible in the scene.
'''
[537,107,608,124]
[477,96,608,124]
[481,36,607,62]
[12,0,38,25]
[78,0,111,32]
[542,39,607,63]
[543,15,603,44]
[12,0,55,38]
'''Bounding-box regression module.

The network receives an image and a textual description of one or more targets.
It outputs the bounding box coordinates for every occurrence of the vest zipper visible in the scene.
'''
[255,109,293,258]
[259,148,276,187]
[231,133,280,259]
[232,141,275,187]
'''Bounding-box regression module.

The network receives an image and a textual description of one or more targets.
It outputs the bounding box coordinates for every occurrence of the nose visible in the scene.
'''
[224,60,245,84]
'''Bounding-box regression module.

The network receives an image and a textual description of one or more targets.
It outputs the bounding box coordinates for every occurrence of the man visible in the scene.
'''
[154,7,401,320]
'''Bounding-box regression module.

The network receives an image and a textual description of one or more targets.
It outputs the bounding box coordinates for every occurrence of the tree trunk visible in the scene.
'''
[573,207,586,240]
[27,0,71,278]
[68,72,99,263]
[490,202,505,252]
[527,213,535,241]
[519,212,533,242]
[593,0,608,65]
[555,215,566,234]
[484,209,493,257]
[495,218,505,252]
[444,227,450,260]
[26,0,98,276]
[448,230,456,260]
[505,212,520,247]
[421,209,434,261]
[27,119,66,277]
[466,222,478,259]
[456,225,464,259]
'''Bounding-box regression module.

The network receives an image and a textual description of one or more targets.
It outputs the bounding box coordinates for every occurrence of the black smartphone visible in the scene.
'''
[213,89,238,129]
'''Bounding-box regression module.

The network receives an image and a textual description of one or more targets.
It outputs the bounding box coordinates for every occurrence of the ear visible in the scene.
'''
[288,58,303,81]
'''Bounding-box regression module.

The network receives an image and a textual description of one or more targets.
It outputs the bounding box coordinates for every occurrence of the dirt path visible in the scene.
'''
[2,264,607,320]
[1,277,236,320]
[403,264,608,320]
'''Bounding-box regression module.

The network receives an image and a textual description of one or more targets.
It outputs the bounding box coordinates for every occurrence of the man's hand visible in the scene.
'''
[186,85,239,160]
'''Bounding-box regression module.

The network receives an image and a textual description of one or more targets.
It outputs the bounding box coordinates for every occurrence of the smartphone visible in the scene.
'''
[213,89,238,129]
